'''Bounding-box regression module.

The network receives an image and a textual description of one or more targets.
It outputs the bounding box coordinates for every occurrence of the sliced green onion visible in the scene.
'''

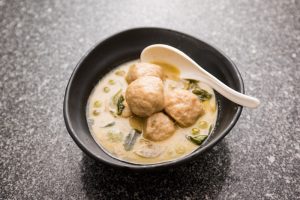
[93,100,101,108]
[191,128,200,135]
[108,79,115,85]
[103,87,110,93]
[115,70,125,76]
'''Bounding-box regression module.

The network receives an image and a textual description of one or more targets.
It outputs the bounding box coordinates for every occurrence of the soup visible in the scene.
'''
[86,60,217,164]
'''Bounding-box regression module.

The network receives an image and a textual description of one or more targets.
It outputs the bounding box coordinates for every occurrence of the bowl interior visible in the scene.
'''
[64,28,243,170]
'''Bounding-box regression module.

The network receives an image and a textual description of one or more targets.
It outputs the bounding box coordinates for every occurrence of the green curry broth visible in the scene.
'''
[86,60,218,164]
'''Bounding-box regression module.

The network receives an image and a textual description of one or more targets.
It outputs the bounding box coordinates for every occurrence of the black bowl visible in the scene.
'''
[63,27,243,171]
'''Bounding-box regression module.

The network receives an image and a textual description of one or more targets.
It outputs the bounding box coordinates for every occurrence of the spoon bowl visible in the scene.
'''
[141,44,260,108]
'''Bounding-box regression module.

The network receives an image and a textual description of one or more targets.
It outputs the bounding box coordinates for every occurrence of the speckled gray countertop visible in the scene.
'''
[0,0,299,199]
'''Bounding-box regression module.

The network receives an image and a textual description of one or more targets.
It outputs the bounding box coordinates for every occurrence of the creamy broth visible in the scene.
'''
[86,60,217,164]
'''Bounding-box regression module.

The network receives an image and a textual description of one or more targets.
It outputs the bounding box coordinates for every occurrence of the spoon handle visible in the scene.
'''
[183,73,260,108]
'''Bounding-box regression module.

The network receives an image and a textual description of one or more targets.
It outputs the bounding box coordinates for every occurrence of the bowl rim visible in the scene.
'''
[63,27,244,170]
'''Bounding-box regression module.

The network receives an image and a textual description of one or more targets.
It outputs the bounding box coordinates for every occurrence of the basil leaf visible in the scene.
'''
[185,79,199,90]
[192,88,212,101]
[186,135,208,145]
[117,95,125,115]
[112,89,122,105]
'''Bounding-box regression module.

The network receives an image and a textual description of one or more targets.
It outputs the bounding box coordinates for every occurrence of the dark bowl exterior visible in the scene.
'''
[63,27,244,171]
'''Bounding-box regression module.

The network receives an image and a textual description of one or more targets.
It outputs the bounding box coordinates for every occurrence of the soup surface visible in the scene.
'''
[86,60,217,164]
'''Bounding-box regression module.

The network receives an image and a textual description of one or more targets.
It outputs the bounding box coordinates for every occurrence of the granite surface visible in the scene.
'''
[0,0,299,199]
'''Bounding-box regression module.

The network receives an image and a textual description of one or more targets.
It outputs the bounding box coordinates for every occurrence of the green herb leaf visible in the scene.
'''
[100,122,115,128]
[117,95,125,115]
[111,89,125,115]
[123,129,141,151]
[185,79,200,90]
[112,89,122,105]
[186,135,208,145]
[115,70,125,76]
[192,88,212,101]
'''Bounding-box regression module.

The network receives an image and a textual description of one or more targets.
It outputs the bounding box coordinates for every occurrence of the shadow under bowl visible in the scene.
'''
[63,27,243,171]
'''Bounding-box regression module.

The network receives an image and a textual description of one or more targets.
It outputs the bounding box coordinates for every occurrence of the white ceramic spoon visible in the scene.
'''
[140,44,260,108]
